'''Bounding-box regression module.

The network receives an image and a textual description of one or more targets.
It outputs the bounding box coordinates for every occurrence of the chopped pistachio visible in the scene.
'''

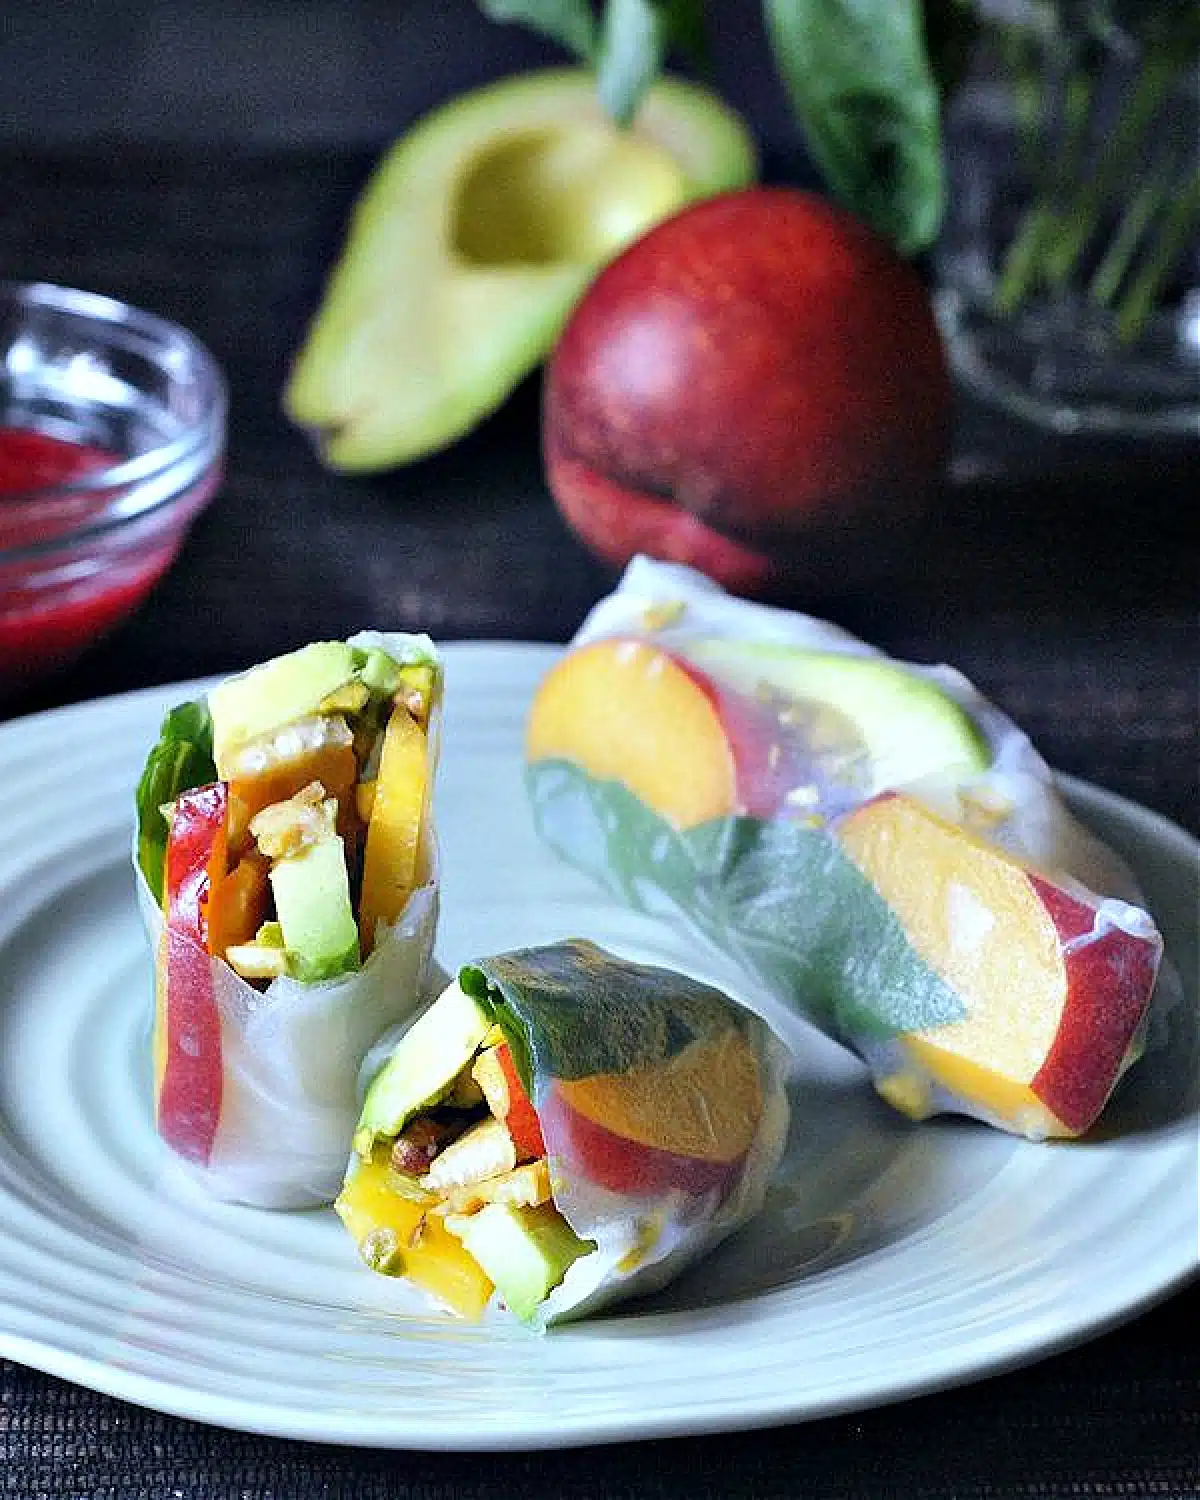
[360,1226,404,1275]
[249,781,337,860]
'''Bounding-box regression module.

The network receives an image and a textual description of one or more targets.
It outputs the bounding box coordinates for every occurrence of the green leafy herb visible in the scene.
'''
[526,759,967,1045]
[477,0,710,129]
[763,0,945,255]
[461,937,755,1082]
[596,0,670,127]
[475,0,598,60]
[135,698,216,897]
[596,0,711,126]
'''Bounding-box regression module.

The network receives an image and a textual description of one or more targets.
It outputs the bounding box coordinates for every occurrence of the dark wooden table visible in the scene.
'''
[1,143,1197,1500]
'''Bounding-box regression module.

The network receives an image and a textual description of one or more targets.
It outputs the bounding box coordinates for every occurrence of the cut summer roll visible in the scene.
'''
[525,558,1168,1142]
[134,633,442,1207]
[335,940,790,1326]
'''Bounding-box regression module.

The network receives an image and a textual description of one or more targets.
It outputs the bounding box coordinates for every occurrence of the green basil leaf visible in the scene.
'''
[134,698,216,898]
[596,0,710,126]
[597,0,670,127]
[763,0,945,254]
[462,939,750,1082]
[475,0,598,61]
[526,758,966,1046]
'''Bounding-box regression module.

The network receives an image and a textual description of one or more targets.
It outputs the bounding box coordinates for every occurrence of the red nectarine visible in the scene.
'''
[543,186,952,594]
[524,636,806,827]
[838,792,1161,1136]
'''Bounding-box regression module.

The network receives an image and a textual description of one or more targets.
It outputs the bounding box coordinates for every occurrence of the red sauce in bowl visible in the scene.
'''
[0,427,210,694]
[0,427,113,495]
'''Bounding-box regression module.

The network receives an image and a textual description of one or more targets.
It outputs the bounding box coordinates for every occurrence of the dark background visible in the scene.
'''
[1,2,1197,1496]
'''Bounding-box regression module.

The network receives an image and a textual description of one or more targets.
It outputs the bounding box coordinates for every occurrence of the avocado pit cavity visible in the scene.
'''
[451,125,686,267]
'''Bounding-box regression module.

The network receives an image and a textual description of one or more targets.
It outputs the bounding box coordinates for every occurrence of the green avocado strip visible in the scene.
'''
[459,938,756,1085]
[525,760,967,1045]
[135,699,217,899]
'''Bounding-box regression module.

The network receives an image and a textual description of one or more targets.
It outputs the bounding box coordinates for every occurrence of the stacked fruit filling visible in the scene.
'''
[139,639,441,1166]
[146,640,436,991]
[336,980,595,1322]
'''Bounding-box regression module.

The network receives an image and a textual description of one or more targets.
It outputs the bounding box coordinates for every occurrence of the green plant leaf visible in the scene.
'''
[763,0,946,255]
[596,0,710,126]
[134,698,216,898]
[475,0,598,61]
[462,939,754,1082]
[525,758,966,1047]
[596,0,670,126]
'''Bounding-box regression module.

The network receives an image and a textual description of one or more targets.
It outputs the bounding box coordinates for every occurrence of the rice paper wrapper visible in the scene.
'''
[137,863,439,1208]
[136,629,443,1209]
[525,558,1173,1140]
[457,940,790,1328]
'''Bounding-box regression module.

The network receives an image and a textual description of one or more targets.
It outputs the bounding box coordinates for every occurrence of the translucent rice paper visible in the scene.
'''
[137,865,438,1208]
[456,941,791,1328]
[526,558,1171,1141]
[136,630,442,1209]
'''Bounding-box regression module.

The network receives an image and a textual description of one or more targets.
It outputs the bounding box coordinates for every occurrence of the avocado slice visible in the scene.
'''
[688,639,991,798]
[209,641,360,773]
[283,67,757,471]
[444,1201,595,1324]
[269,831,361,983]
[353,978,494,1157]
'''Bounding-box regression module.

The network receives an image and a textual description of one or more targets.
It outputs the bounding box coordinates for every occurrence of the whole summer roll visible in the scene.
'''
[335,939,790,1326]
[524,557,1171,1142]
[133,631,442,1208]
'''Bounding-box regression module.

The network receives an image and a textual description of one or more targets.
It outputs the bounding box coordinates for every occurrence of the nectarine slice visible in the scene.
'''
[838,793,1160,1137]
[359,703,429,954]
[526,638,738,828]
[556,1024,762,1163]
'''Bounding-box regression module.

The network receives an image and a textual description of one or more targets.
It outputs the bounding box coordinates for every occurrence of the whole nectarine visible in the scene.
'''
[542,187,952,594]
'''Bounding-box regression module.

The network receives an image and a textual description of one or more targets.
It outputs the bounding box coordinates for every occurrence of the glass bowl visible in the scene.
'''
[0,280,227,696]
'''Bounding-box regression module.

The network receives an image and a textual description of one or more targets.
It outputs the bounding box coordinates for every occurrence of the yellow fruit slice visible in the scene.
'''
[335,1151,494,1320]
[358,704,429,954]
[558,1026,762,1163]
[526,639,736,828]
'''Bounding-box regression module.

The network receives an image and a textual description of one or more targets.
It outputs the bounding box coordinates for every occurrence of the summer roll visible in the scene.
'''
[524,557,1168,1142]
[336,939,790,1326]
[134,632,442,1207]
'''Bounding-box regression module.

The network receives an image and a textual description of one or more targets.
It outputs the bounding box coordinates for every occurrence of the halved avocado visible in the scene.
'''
[283,67,757,471]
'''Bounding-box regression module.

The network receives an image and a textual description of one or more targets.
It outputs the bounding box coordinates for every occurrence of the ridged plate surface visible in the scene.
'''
[0,643,1195,1450]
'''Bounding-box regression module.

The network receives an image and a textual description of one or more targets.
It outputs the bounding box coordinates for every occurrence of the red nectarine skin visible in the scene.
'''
[538,1085,743,1199]
[157,783,228,1166]
[547,447,775,596]
[1029,877,1160,1133]
[526,635,814,826]
[677,652,820,821]
[543,186,951,582]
